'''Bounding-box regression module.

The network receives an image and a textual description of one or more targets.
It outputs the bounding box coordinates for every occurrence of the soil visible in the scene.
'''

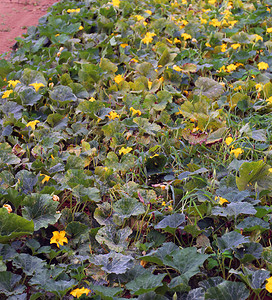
[0,0,59,56]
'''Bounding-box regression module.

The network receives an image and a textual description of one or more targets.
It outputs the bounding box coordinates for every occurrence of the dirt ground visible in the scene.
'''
[0,0,59,56]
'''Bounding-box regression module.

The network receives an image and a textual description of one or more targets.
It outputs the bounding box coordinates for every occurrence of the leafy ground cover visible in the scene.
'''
[0,0,272,298]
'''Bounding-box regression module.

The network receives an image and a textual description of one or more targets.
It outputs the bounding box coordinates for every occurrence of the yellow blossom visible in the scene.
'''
[209,19,221,27]
[228,20,237,27]
[231,43,241,50]
[226,64,238,72]
[145,10,152,15]
[78,25,84,30]
[258,62,269,70]
[3,204,12,213]
[215,196,229,205]
[70,287,91,298]
[205,42,211,47]
[26,120,40,130]
[108,111,120,120]
[221,44,227,52]
[181,33,191,40]
[130,107,142,116]
[2,90,13,98]
[208,0,216,4]
[50,231,68,248]
[67,8,80,13]
[111,0,120,7]
[89,97,96,102]
[230,148,244,158]
[130,58,138,63]
[201,18,208,24]
[254,34,263,42]
[266,277,272,293]
[29,82,45,92]
[267,27,272,33]
[40,174,51,184]
[114,74,124,84]
[119,146,133,155]
[120,43,128,48]
[173,65,183,72]
[162,201,166,206]
[218,66,226,73]
[225,137,233,146]
[8,80,20,88]
[135,15,145,21]
[269,168,272,173]
[174,38,181,44]
[255,83,263,91]
[142,32,156,44]
[181,0,187,4]
[266,96,272,104]
[148,80,152,90]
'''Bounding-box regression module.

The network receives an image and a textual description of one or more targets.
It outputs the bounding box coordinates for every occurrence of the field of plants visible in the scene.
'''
[0,0,272,298]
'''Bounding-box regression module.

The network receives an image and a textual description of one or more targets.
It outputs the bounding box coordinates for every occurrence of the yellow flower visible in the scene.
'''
[111,0,120,7]
[230,148,244,158]
[130,58,138,63]
[217,65,226,73]
[226,64,238,72]
[78,25,84,30]
[174,38,181,44]
[201,18,208,24]
[142,32,156,44]
[148,80,152,90]
[267,27,272,33]
[266,277,272,293]
[181,33,191,40]
[208,0,216,4]
[221,44,227,52]
[2,90,13,98]
[225,137,233,146]
[135,15,145,21]
[254,34,263,42]
[209,19,221,27]
[205,42,211,47]
[3,204,12,213]
[255,83,263,91]
[114,74,124,84]
[228,20,237,27]
[119,146,133,155]
[40,174,51,184]
[130,107,142,116]
[8,80,20,88]
[266,96,272,104]
[231,43,241,50]
[173,65,182,72]
[120,43,128,48]
[215,196,229,205]
[70,287,91,298]
[26,120,40,130]
[258,62,269,70]
[89,97,96,102]
[50,231,68,248]
[162,201,166,206]
[145,10,152,15]
[108,111,120,120]
[269,168,272,173]
[29,82,45,92]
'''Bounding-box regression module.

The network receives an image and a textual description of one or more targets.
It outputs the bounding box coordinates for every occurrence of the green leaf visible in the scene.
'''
[236,160,272,191]
[0,143,20,166]
[95,225,132,252]
[19,87,42,106]
[113,196,145,219]
[205,281,249,300]
[194,77,225,100]
[100,58,118,73]
[49,85,77,105]
[217,231,249,252]
[154,213,185,234]
[12,253,46,276]
[126,272,166,295]
[0,208,34,243]
[78,63,102,90]
[66,221,89,244]
[90,285,122,300]
[92,251,133,274]
[43,279,77,298]
[22,194,60,231]
[235,242,263,264]
[236,216,269,232]
[20,68,47,86]
[0,271,24,296]
[133,117,161,136]
[0,59,14,78]
[212,202,257,219]
[137,292,169,300]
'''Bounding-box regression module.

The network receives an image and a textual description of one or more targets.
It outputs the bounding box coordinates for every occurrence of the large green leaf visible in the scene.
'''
[204,280,249,300]
[0,271,24,296]
[133,117,161,136]
[194,77,225,100]
[0,208,34,243]
[92,251,133,274]
[95,225,132,252]
[126,272,166,295]
[236,160,272,191]
[212,202,256,219]
[19,87,42,106]
[49,85,77,105]
[20,68,47,86]
[113,196,145,219]
[90,285,122,300]
[217,231,249,252]
[0,143,20,167]
[22,194,60,231]
[12,254,46,276]
[154,213,186,234]
[236,216,269,233]
[235,242,263,264]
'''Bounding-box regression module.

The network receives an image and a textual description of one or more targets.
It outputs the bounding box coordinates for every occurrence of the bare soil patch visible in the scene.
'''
[0,0,58,56]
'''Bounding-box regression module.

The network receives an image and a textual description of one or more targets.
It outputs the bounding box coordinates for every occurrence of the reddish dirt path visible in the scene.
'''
[0,0,59,56]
